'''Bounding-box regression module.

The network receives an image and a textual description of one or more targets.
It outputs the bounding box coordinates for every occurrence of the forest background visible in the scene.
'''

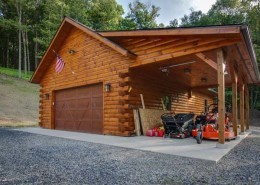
[0,0,259,110]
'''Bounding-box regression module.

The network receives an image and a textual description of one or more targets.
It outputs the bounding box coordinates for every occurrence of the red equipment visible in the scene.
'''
[192,104,236,144]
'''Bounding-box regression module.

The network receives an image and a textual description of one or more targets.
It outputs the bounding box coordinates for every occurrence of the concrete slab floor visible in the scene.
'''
[13,127,251,163]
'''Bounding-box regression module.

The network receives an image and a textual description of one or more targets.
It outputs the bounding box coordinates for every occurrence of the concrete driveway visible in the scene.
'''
[15,127,250,162]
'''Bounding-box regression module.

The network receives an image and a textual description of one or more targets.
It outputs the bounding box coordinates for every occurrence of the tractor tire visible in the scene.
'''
[196,131,202,144]
[188,125,193,137]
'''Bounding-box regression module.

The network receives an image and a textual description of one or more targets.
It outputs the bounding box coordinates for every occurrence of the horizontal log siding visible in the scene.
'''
[40,27,133,136]
[128,69,213,117]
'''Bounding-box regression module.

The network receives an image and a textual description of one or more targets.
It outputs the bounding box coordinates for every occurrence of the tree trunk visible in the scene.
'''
[34,30,38,69]
[22,30,27,75]
[2,48,4,66]
[26,30,30,72]
[6,36,9,68]
[16,0,22,78]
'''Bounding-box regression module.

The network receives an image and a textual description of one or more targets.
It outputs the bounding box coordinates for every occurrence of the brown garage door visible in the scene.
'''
[55,84,103,134]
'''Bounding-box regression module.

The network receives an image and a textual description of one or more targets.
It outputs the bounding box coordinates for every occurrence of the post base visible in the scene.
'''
[239,132,245,135]
[216,143,229,149]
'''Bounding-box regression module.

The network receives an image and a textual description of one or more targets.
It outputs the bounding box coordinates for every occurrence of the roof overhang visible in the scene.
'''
[99,25,241,38]
[99,25,260,85]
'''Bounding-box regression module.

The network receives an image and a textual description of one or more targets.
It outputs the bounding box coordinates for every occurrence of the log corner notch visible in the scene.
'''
[217,48,225,144]
[118,71,133,135]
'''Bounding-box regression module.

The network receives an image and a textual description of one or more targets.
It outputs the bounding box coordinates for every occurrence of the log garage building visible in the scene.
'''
[31,17,260,145]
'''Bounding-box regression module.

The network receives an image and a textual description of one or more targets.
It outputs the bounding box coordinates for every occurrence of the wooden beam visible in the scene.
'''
[245,87,250,130]
[217,48,225,144]
[99,26,241,37]
[195,53,217,70]
[131,39,239,68]
[227,47,238,136]
[188,89,192,99]
[140,94,145,109]
[172,39,240,58]
[240,84,245,133]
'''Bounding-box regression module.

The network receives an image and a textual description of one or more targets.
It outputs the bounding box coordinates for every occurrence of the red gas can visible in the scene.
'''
[146,129,154,137]
[158,130,164,137]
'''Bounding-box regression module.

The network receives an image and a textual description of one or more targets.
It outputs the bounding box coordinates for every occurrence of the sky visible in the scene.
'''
[116,0,217,25]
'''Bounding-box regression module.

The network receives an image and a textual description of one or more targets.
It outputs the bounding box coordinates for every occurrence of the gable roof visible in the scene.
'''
[31,17,136,83]
[31,18,260,85]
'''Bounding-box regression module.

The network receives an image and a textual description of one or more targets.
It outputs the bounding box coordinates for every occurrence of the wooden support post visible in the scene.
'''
[240,84,245,133]
[140,94,145,109]
[161,98,166,110]
[188,89,192,99]
[245,87,250,130]
[232,80,238,136]
[217,49,225,144]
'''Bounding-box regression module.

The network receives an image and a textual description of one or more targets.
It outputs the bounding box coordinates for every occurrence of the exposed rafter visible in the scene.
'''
[195,53,217,71]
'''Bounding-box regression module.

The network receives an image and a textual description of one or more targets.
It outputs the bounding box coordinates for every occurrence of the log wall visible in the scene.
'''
[39,27,214,136]
[39,27,133,136]
[117,69,214,133]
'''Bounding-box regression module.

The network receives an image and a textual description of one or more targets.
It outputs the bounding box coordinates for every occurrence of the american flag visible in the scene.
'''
[55,55,65,73]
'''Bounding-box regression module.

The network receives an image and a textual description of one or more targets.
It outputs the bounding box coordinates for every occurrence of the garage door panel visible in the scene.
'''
[55,120,64,129]
[55,101,65,109]
[78,98,91,108]
[63,121,76,130]
[55,84,103,133]
[81,110,92,120]
[92,109,103,119]
[63,110,73,119]
[78,121,92,131]
[92,85,103,96]
[65,100,78,109]
[92,97,103,108]
[92,120,103,133]
[55,92,65,101]
[64,89,76,99]
[77,87,92,98]
[71,110,86,120]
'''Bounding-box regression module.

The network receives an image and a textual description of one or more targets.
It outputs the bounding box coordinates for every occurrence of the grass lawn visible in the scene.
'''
[0,70,39,127]
[0,120,38,127]
[0,67,33,81]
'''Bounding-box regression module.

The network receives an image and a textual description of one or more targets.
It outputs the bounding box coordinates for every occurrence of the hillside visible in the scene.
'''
[0,74,39,126]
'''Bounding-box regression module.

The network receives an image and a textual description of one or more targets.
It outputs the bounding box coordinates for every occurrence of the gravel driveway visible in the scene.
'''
[0,128,259,185]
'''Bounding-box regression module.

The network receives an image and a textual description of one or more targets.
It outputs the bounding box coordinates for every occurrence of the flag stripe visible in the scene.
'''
[55,56,65,73]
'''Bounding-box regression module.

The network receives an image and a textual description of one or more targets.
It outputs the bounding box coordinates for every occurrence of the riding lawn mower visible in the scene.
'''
[191,104,236,144]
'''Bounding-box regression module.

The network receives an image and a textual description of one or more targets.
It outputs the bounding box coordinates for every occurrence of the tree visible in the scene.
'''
[86,0,124,30]
[180,9,207,27]
[0,0,127,72]
[206,0,249,25]
[120,0,160,29]
[168,19,178,28]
